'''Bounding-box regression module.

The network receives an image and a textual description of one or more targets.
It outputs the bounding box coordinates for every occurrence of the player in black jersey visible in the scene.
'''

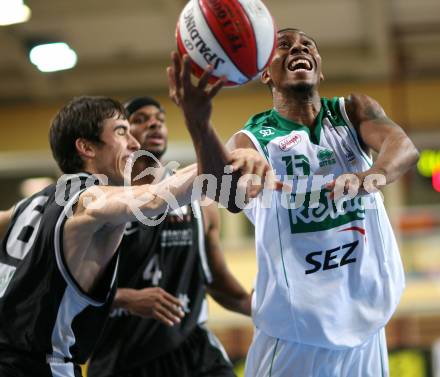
[88,97,252,377]
[0,91,272,377]
[0,96,194,377]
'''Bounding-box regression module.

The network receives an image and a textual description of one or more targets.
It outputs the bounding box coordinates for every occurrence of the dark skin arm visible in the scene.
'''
[167,52,283,213]
[346,93,419,183]
[203,201,251,316]
[112,287,185,327]
[327,94,419,196]
[167,53,241,213]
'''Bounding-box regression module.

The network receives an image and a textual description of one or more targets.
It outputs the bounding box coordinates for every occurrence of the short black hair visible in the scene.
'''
[124,96,163,117]
[277,28,319,49]
[49,96,126,173]
[277,27,303,34]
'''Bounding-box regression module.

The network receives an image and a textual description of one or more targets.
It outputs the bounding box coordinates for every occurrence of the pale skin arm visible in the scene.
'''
[327,94,419,196]
[203,201,251,316]
[74,163,198,229]
[62,146,278,296]
[63,164,198,296]
[0,207,14,241]
[106,163,197,325]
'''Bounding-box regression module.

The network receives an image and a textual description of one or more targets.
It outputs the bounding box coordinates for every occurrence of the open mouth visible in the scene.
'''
[146,132,164,142]
[288,58,313,72]
[146,137,164,147]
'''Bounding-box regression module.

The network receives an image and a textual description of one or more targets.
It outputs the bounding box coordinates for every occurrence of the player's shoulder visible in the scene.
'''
[344,94,383,117]
[343,93,388,130]
[345,93,377,107]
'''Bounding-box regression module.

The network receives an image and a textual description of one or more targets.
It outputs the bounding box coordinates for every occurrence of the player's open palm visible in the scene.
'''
[126,287,185,327]
[167,51,225,126]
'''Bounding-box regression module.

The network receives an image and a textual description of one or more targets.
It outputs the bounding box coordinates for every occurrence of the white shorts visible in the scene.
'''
[244,327,389,377]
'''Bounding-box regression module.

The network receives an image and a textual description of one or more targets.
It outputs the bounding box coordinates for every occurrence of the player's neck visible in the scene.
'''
[273,89,321,128]
[131,157,166,185]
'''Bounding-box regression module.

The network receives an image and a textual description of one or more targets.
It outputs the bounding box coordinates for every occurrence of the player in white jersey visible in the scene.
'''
[168,28,419,377]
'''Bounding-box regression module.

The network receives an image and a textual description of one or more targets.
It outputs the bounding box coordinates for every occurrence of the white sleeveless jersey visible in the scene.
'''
[238,97,405,349]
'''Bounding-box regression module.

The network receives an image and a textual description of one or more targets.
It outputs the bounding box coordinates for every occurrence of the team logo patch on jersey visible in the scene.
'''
[259,127,276,137]
[317,149,336,167]
[279,133,302,151]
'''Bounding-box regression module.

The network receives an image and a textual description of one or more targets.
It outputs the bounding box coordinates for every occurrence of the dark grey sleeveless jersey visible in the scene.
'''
[0,174,119,377]
[89,202,211,376]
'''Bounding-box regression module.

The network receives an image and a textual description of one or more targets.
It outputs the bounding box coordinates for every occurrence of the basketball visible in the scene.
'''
[176,0,276,87]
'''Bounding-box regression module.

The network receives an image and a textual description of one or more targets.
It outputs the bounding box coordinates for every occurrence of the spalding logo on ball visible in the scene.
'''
[176,0,276,86]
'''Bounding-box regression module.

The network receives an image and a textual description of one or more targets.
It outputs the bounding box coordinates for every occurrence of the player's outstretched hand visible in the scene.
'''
[167,51,226,128]
[123,287,185,326]
[229,148,288,199]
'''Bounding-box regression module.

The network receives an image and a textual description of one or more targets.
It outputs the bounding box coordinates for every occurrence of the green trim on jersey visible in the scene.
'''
[243,97,347,148]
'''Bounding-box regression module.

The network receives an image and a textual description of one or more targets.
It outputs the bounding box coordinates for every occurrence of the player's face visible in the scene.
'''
[94,115,140,185]
[129,105,168,159]
[263,30,323,91]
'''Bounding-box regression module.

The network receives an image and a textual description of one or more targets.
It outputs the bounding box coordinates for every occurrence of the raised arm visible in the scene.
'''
[345,93,419,185]
[203,201,251,316]
[167,53,281,212]
[168,53,229,182]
